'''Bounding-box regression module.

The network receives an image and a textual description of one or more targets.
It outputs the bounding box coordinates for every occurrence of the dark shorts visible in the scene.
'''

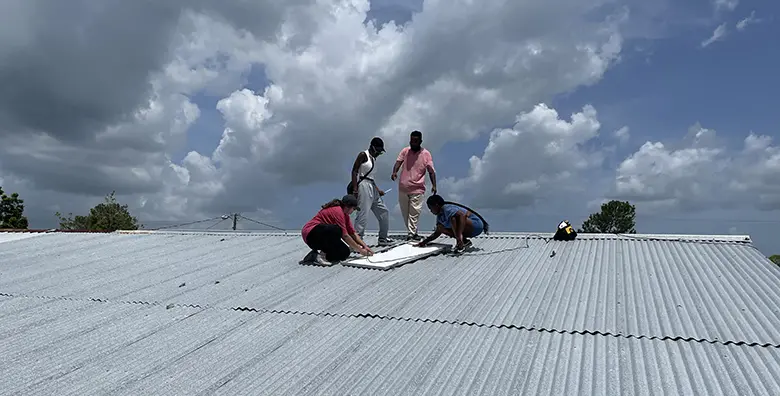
[468,217,484,238]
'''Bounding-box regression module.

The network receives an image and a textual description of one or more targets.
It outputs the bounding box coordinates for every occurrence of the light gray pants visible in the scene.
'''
[355,179,389,240]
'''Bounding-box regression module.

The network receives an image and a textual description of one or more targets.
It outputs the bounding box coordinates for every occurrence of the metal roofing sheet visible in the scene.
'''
[0,231,48,244]
[2,232,778,348]
[0,297,778,396]
[1,231,779,395]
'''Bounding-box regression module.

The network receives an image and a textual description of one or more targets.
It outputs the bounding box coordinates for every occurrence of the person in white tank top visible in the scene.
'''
[349,137,394,246]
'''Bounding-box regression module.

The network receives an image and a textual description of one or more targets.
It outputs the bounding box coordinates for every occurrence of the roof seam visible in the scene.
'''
[3,291,778,349]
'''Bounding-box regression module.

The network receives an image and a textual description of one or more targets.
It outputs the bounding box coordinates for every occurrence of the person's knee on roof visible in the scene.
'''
[301,195,375,264]
[416,194,489,252]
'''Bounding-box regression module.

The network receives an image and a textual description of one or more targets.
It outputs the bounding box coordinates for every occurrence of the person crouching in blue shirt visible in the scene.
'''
[415,194,489,252]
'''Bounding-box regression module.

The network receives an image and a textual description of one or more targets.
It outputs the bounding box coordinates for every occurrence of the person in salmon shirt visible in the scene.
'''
[391,130,437,241]
[301,195,374,266]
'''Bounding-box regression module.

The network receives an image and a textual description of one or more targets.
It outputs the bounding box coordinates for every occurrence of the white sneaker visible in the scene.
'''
[315,252,333,266]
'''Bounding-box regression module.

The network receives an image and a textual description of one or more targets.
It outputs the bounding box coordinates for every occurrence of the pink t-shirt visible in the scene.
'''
[396,147,435,195]
[301,206,356,243]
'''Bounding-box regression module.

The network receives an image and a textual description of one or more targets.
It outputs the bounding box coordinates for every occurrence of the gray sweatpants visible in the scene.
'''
[355,179,389,240]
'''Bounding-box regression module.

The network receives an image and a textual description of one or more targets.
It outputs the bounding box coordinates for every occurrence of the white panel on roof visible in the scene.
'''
[343,242,448,270]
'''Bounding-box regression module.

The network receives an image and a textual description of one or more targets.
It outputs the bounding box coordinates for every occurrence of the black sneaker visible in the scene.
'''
[378,238,395,247]
[407,234,423,241]
[300,250,318,263]
[453,239,473,254]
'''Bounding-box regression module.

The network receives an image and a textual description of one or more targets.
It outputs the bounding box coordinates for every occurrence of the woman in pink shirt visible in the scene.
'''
[301,195,374,266]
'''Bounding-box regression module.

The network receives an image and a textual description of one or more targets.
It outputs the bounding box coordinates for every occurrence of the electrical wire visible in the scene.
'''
[206,217,230,230]
[237,215,287,232]
[149,216,226,231]
[448,234,549,256]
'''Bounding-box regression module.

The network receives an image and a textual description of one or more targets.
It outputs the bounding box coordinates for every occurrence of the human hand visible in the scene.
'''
[378,189,385,196]
[455,239,464,250]
[360,247,374,256]
[415,240,428,247]
[391,173,397,181]
[432,186,437,195]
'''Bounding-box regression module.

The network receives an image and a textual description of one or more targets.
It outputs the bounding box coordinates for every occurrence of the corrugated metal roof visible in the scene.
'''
[0,230,779,395]
[0,230,48,244]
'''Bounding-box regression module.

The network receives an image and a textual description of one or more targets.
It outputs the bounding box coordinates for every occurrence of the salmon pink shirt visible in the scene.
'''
[396,147,435,195]
[301,206,355,243]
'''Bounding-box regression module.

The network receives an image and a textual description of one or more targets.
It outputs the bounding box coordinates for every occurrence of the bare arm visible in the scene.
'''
[351,233,370,250]
[342,234,363,251]
[418,224,444,246]
[343,233,373,255]
[428,168,437,193]
[451,211,468,244]
[392,160,403,175]
[426,153,437,193]
[351,152,367,195]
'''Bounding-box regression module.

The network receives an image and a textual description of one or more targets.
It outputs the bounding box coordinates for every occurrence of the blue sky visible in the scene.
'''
[161,0,780,254]
[3,0,777,255]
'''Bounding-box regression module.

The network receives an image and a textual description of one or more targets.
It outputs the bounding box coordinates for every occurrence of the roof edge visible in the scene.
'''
[113,229,752,243]
[488,231,752,242]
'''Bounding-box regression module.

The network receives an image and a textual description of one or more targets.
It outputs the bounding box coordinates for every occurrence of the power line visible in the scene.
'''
[149,216,226,231]
[237,214,286,232]
[143,213,285,232]
[206,217,230,230]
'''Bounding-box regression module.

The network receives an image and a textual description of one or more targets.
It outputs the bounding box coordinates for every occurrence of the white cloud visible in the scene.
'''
[714,0,739,12]
[0,0,656,226]
[614,126,630,144]
[150,0,629,216]
[736,11,760,31]
[607,124,780,212]
[444,104,604,209]
[701,23,727,47]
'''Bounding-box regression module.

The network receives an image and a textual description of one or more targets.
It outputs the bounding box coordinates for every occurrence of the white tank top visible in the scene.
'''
[357,149,375,181]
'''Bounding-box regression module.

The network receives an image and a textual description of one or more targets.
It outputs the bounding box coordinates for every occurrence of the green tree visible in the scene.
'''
[769,255,780,266]
[580,200,636,234]
[0,186,29,229]
[56,191,141,231]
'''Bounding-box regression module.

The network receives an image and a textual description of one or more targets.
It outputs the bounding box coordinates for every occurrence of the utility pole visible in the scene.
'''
[232,213,238,230]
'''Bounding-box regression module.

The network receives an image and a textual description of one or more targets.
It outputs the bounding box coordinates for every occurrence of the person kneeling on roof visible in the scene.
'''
[301,195,374,265]
[415,194,489,252]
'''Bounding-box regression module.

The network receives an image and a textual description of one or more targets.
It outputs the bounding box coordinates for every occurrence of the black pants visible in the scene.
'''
[306,224,351,262]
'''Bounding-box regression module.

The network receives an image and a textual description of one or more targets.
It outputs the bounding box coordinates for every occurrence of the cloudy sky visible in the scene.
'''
[1,0,778,254]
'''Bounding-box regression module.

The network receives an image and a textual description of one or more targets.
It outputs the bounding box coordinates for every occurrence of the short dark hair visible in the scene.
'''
[410,130,422,139]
